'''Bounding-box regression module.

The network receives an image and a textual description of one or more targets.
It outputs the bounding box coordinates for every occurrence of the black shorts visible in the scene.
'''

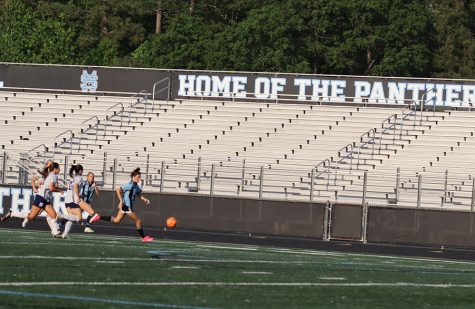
[121,203,133,214]
[33,195,47,209]
[65,203,80,209]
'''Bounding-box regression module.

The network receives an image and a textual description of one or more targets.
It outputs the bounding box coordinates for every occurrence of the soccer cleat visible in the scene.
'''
[84,227,94,233]
[61,234,70,239]
[141,236,154,242]
[53,232,62,238]
[1,210,12,222]
[89,213,101,224]
[21,219,29,228]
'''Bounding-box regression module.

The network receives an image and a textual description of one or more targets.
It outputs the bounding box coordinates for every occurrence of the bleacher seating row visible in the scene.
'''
[1,90,475,210]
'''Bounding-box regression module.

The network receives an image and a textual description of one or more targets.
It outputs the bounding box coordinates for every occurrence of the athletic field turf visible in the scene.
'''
[1,229,475,308]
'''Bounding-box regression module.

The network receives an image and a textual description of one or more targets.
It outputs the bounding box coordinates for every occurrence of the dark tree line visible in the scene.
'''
[0,0,473,78]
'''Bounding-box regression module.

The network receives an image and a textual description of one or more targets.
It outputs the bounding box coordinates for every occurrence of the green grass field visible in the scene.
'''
[1,229,475,309]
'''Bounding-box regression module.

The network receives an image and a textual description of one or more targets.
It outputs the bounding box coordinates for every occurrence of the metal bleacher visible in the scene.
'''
[1,86,475,211]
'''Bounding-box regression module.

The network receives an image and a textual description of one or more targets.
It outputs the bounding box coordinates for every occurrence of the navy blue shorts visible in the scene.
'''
[121,203,134,214]
[65,203,80,209]
[33,195,47,209]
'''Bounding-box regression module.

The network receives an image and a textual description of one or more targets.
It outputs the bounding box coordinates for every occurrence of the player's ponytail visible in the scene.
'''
[69,165,77,178]
[69,164,84,177]
[131,168,141,178]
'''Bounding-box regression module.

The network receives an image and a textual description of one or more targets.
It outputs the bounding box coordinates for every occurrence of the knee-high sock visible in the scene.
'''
[62,221,73,238]
[10,211,28,219]
[46,217,59,236]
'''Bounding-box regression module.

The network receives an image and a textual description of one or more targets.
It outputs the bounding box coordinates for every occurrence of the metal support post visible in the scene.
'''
[241,159,246,192]
[362,171,368,205]
[145,154,150,186]
[112,159,117,190]
[196,157,201,191]
[309,168,315,202]
[259,166,264,199]
[417,174,422,208]
[471,177,475,212]
[443,170,448,206]
[18,154,23,185]
[210,164,215,196]
[102,152,107,184]
[1,152,6,184]
[395,167,400,203]
[362,204,368,244]
[160,161,165,192]
[63,155,69,181]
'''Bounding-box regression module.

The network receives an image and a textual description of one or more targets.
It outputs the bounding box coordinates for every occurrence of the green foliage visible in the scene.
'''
[0,0,473,78]
[0,0,76,64]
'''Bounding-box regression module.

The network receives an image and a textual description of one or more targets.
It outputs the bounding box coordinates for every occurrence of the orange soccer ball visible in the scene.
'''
[166,217,177,228]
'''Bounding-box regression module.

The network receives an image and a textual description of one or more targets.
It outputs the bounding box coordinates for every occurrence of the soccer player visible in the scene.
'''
[98,168,153,242]
[62,164,85,238]
[78,171,101,233]
[1,162,78,237]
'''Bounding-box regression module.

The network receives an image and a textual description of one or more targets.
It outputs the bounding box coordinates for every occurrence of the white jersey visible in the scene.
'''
[38,173,58,202]
[33,172,46,192]
[64,175,83,204]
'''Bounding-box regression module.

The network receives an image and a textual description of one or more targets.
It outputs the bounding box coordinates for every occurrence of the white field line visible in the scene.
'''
[197,245,257,251]
[269,248,475,266]
[95,261,125,264]
[319,277,346,281]
[241,271,272,275]
[172,266,201,269]
[1,282,475,288]
[3,228,475,267]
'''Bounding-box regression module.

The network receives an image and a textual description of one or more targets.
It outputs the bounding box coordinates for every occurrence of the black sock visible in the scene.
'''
[100,216,112,222]
[86,215,92,223]
[137,228,145,238]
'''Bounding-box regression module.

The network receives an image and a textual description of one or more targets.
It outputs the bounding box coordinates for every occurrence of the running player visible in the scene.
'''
[98,168,153,242]
[1,162,78,237]
[62,164,84,238]
[78,171,101,233]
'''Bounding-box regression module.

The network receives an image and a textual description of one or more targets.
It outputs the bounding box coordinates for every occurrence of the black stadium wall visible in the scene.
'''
[0,62,474,107]
[2,185,475,249]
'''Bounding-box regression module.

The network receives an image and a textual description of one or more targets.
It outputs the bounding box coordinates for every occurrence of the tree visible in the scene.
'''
[0,0,76,64]
[430,0,475,78]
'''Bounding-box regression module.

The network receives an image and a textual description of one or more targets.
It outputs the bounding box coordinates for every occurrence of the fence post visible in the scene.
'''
[241,159,246,192]
[112,159,117,190]
[210,164,215,196]
[395,167,400,203]
[362,171,368,205]
[196,157,201,191]
[471,176,475,212]
[362,203,368,244]
[17,154,23,185]
[259,166,264,199]
[145,154,150,186]
[160,161,165,193]
[63,155,69,181]
[102,152,107,185]
[417,173,422,208]
[443,169,448,207]
[309,168,315,202]
[1,152,6,184]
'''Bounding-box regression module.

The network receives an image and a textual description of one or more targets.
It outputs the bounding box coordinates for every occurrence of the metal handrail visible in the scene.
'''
[27,144,48,156]
[53,130,74,159]
[357,128,376,167]
[104,103,124,137]
[152,77,171,112]
[79,116,100,153]
[334,143,354,184]
[314,159,331,189]
[129,90,148,123]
